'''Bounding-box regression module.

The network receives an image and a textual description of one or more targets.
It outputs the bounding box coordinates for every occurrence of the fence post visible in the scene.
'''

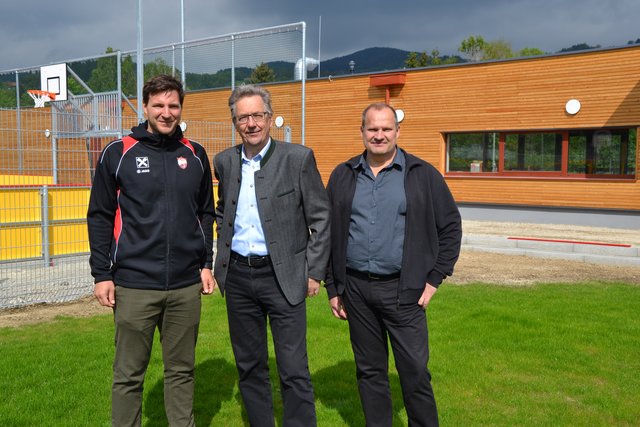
[40,185,51,267]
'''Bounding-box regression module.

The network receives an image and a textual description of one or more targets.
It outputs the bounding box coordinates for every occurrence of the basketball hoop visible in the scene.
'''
[27,89,56,108]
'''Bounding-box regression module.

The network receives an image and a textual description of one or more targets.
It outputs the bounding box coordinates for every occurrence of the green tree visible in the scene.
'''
[405,51,420,68]
[519,47,546,57]
[248,62,276,84]
[459,35,486,62]
[405,50,441,68]
[144,57,174,81]
[87,47,119,92]
[405,51,429,68]
[559,43,599,53]
[430,49,442,65]
[0,88,16,108]
[442,56,461,65]
[482,38,514,60]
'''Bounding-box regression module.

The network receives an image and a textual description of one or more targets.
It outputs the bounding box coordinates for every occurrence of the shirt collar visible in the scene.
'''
[242,138,272,163]
[357,147,405,171]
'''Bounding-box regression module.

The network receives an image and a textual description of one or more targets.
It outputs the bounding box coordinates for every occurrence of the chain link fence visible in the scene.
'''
[0,23,305,309]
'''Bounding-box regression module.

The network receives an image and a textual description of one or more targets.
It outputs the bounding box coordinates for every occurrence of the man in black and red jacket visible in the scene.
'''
[87,74,215,426]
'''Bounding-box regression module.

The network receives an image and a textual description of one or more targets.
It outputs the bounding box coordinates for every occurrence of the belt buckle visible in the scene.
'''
[368,272,380,280]
[247,254,266,267]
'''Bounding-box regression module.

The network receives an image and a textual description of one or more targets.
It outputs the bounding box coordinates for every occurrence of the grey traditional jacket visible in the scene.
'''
[213,140,331,305]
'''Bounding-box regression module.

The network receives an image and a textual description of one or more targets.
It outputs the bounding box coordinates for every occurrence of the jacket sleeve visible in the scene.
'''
[197,146,215,269]
[426,169,462,287]
[299,149,331,282]
[87,147,118,283]
[213,155,224,240]
[323,170,338,298]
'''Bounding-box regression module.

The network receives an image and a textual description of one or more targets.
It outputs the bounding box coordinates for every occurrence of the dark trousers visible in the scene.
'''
[112,283,201,427]
[344,273,438,427]
[225,259,316,427]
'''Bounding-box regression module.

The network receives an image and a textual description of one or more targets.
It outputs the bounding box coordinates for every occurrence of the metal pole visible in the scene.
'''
[136,0,144,123]
[40,185,51,267]
[318,16,321,78]
[231,35,236,146]
[52,137,58,184]
[172,44,176,76]
[181,0,186,87]
[117,50,123,138]
[301,22,306,145]
[16,71,23,171]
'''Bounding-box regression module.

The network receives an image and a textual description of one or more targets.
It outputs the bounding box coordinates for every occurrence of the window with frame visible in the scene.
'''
[446,128,637,178]
[568,129,636,176]
[446,133,499,173]
[504,133,562,172]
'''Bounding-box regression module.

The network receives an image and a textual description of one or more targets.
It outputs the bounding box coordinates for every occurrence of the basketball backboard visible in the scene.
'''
[40,63,68,102]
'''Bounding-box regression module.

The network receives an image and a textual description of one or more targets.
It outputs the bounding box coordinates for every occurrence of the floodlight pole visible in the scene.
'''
[136,0,144,122]
[181,0,186,86]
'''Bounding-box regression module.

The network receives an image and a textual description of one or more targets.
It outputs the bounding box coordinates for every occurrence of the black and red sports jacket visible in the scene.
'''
[87,122,215,290]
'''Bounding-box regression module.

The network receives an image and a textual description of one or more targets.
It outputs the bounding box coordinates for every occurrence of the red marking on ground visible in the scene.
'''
[507,236,632,248]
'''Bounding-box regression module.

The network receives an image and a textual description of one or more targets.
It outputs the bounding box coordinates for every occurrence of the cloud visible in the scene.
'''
[1,0,639,71]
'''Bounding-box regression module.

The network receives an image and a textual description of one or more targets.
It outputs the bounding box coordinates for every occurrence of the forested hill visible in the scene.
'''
[319,47,412,76]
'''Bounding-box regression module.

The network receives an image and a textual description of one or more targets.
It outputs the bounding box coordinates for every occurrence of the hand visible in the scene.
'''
[329,296,347,320]
[94,280,116,307]
[307,278,321,298]
[418,283,437,309]
[200,268,217,295]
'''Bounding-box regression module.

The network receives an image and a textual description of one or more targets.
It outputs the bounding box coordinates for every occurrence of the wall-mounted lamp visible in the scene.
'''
[565,99,581,115]
[396,109,405,123]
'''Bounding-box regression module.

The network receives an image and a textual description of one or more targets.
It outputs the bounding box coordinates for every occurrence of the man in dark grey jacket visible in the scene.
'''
[213,84,330,427]
[325,102,462,427]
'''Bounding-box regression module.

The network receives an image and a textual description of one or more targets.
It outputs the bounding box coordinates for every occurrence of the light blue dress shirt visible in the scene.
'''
[231,139,271,256]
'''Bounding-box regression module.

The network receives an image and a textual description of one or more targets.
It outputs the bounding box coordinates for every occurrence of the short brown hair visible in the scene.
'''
[142,74,185,105]
[361,102,399,129]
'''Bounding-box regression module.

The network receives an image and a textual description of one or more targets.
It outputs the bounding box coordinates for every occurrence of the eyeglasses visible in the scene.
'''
[235,112,270,124]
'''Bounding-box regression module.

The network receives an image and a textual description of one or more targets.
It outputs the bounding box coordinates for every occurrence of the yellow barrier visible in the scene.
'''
[0,174,54,186]
[0,183,218,262]
[0,186,90,261]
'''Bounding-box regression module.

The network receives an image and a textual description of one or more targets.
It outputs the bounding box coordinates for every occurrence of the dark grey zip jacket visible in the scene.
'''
[325,148,462,303]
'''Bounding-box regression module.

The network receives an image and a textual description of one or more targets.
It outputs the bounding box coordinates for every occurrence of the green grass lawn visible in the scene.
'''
[1,282,639,426]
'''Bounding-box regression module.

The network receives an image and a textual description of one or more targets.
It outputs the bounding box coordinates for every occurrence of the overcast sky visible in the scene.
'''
[2,0,639,70]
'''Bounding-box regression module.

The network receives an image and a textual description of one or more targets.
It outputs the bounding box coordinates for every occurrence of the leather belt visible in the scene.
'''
[346,268,400,281]
[230,251,272,267]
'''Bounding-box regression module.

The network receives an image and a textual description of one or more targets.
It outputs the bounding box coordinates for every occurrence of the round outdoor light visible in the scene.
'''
[274,116,285,128]
[44,129,51,138]
[565,99,581,115]
[179,121,188,132]
[395,109,405,123]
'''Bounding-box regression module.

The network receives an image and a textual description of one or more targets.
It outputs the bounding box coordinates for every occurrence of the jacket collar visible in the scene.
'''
[235,139,278,168]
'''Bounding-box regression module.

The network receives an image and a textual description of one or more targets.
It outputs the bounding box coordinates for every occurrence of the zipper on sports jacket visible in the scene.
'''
[162,137,171,290]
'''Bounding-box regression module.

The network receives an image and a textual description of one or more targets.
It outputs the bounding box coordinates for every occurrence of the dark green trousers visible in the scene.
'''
[112,283,201,427]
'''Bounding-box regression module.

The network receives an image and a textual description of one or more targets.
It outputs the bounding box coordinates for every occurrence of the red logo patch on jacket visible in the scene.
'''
[177,156,187,169]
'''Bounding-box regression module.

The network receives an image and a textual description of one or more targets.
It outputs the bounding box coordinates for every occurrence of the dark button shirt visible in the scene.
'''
[346,149,406,274]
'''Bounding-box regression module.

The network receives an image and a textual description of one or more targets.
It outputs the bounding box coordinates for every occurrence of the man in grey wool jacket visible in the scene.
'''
[213,84,330,427]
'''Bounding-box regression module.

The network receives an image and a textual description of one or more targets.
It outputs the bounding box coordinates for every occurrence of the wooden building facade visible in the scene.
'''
[181,45,639,215]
